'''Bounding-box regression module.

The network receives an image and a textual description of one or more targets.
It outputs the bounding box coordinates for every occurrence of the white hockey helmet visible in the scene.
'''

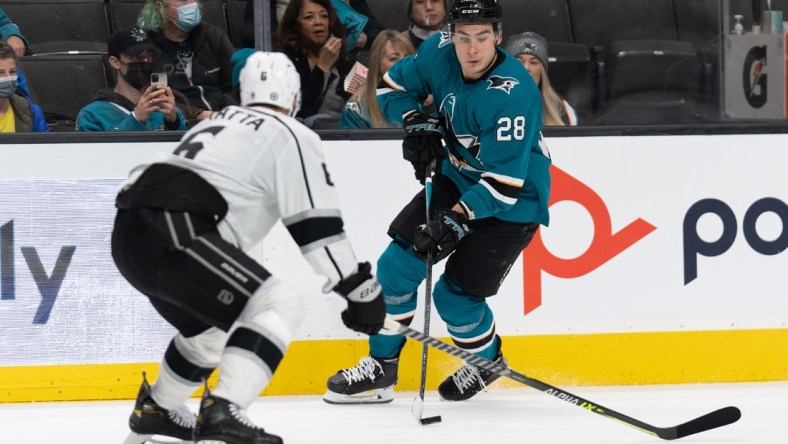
[240,51,302,117]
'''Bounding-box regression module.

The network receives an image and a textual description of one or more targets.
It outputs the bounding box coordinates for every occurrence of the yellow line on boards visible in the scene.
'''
[2,329,787,403]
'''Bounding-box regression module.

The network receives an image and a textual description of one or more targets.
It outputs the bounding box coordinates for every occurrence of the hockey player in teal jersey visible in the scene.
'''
[324,0,551,404]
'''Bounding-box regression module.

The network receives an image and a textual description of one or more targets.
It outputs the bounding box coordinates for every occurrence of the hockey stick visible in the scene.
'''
[386,318,741,440]
[412,161,442,426]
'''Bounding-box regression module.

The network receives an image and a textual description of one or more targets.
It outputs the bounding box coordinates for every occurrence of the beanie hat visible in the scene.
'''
[505,31,549,71]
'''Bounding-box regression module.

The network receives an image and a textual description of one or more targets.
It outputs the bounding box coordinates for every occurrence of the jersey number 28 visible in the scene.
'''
[496,116,527,141]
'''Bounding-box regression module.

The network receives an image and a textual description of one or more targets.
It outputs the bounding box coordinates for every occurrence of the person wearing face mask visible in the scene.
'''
[137,0,237,121]
[76,26,186,132]
[0,41,47,133]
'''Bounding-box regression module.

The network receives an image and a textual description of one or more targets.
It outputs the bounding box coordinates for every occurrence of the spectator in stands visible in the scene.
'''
[138,0,237,120]
[405,0,447,49]
[339,30,415,129]
[77,27,186,132]
[0,41,47,132]
[506,32,577,126]
[278,0,354,125]
[0,7,27,57]
[272,0,383,51]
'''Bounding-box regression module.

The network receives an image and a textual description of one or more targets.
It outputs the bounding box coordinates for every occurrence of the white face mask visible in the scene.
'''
[171,2,202,32]
[0,75,18,99]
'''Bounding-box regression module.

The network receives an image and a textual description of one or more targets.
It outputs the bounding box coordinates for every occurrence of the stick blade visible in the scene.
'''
[421,415,443,425]
[660,406,741,440]
[411,395,425,424]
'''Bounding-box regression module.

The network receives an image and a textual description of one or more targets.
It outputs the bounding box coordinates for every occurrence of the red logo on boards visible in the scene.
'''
[521,166,657,315]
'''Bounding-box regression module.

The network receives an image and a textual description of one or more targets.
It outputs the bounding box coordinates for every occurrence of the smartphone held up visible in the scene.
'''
[150,72,167,88]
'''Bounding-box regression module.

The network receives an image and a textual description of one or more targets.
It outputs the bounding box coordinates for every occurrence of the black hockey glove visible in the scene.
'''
[402,110,444,184]
[413,209,472,261]
[333,262,386,336]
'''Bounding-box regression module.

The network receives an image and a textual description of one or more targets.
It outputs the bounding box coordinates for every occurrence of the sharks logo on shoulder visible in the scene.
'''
[438,30,452,48]
[487,76,519,94]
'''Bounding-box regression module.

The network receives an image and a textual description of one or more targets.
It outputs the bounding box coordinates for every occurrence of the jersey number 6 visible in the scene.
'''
[173,126,226,159]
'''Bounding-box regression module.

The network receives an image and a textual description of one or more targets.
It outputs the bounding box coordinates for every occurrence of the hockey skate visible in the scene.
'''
[124,373,196,444]
[323,356,398,404]
[438,340,507,401]
[194,385,282,444]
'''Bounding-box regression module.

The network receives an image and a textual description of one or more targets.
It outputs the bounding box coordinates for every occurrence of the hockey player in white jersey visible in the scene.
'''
[112,51,386,444]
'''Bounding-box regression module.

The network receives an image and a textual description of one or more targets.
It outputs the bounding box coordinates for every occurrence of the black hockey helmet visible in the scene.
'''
[447,0,503,35]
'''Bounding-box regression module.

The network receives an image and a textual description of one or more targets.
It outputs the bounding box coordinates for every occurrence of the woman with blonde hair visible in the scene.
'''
[506,31,577,126]
[339,30,415,129]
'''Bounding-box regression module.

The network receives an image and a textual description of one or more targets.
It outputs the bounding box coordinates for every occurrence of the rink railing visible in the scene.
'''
[0,130,785,402]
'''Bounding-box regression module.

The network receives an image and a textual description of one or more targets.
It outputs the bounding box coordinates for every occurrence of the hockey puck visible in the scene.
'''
[420,415,443,425]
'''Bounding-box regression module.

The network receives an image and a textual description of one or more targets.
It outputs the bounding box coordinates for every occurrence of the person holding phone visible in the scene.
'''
[76,26,186,132]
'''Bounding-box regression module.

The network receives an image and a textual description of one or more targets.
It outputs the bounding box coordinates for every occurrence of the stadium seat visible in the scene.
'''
[673,0,733,121]
[0,0,110,54]
[18,54,112,123]
[499,0,573,42]
[598,40,705,124]
[366,1,411,33]
[568,0,678,49]
[227,0,249,48]
[547,42,594,119]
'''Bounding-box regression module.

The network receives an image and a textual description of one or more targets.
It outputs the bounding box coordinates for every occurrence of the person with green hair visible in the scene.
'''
[137,0,237,120]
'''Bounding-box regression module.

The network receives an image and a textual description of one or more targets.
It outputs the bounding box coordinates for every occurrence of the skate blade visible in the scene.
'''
[322,387,394,405]
[124,432,194,444]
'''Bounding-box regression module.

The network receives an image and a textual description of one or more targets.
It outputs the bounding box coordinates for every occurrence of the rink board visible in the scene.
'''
[0,134,785,402]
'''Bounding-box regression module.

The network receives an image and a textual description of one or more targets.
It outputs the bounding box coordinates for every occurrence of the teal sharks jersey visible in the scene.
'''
[380,31,551,226]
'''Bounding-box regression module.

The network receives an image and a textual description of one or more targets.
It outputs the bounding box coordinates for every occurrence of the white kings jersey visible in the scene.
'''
[124,105,359,291]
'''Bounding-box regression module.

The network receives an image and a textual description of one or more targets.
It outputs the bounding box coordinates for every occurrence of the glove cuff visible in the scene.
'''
[342,276,381,303]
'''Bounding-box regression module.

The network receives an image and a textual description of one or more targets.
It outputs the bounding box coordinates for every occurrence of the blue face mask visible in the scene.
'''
[172,2,201,32]
[0,75,18,99]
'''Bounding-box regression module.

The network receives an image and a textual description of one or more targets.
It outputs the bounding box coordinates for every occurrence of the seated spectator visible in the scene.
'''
[274,0,383,51]
[0,7,27,57]
[137,0,237,120]
[76,26,186,132]
[277,0,354,124]
[506,32,578,126]
[339,30,415,129]
[0,41,47,133]
[405,0,447,49]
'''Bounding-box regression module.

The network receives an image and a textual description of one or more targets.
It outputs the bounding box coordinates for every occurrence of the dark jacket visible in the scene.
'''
[282,48,354,120]
[148,23,238,118]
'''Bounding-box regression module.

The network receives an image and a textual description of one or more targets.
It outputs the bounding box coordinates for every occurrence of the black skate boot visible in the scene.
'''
[438,338,507,401]
[194,386,282,444]
[323,356,398,404]
[124,372,196,444]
